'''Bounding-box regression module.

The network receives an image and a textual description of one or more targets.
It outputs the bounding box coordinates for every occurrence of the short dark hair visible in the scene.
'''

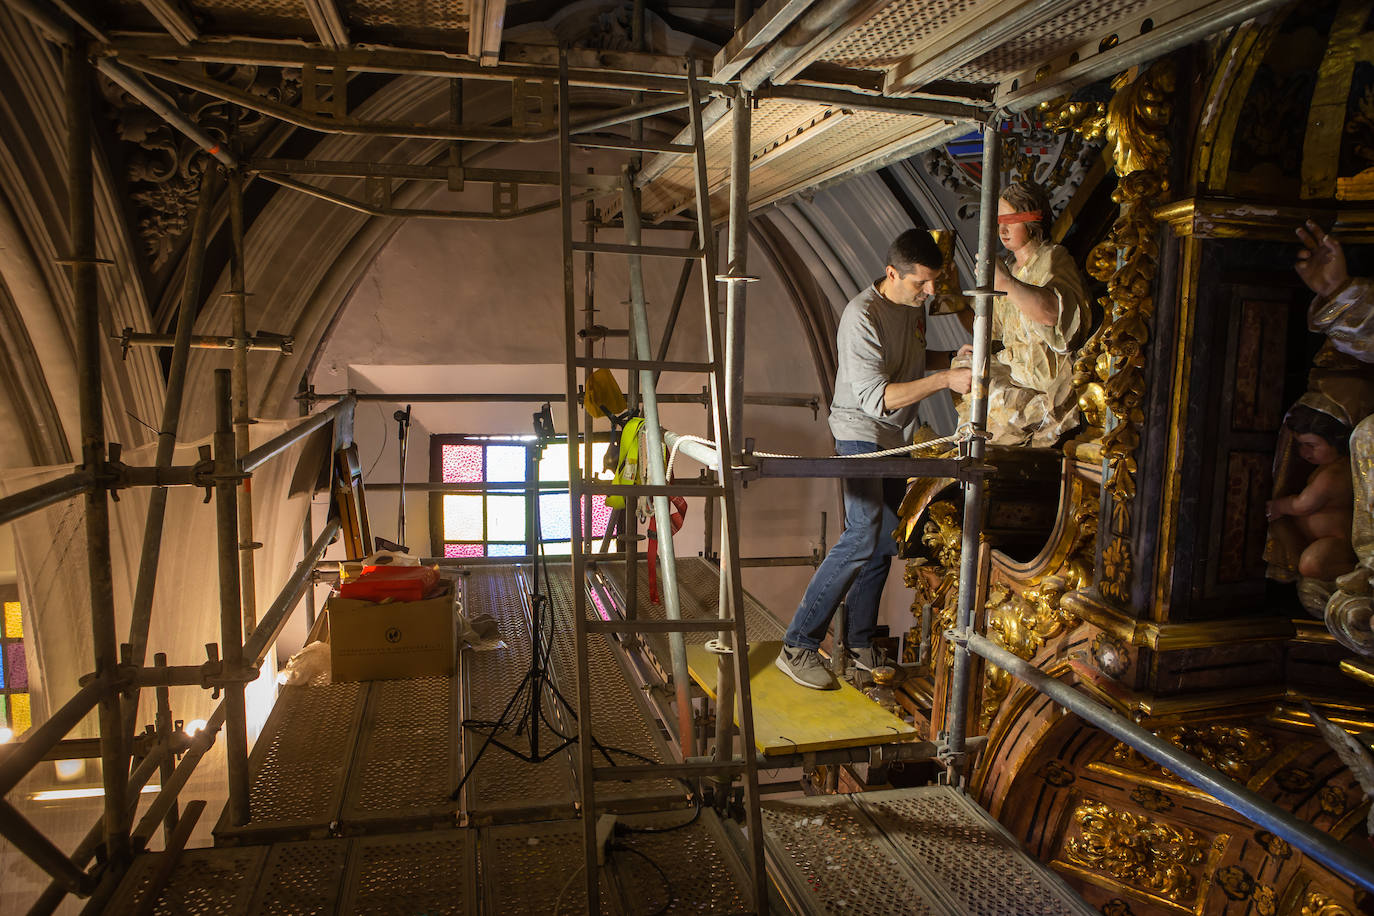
[1285,404,1351,455]
[885,229,943,276]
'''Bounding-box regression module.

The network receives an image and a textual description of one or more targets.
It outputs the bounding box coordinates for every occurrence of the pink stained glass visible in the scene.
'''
[590,495,611,538]
[445,543,485,558]
[441,444,484,483]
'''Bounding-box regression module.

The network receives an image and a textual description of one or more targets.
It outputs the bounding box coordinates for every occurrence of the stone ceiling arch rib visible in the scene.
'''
[0,9,164,454]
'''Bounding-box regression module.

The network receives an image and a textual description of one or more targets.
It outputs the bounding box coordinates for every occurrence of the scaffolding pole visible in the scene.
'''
[67,37,130,867]
[227,169,259,641]
[213,369,251,826]
[944,119,1001,786]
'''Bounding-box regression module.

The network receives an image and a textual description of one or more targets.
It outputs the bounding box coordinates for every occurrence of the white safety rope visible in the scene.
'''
[665,424,982,481]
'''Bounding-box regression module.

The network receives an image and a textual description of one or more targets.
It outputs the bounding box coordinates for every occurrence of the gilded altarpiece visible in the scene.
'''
[896,10,1374,913]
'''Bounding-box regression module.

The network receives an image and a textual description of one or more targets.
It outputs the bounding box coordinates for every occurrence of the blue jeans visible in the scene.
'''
[784,439,906,651]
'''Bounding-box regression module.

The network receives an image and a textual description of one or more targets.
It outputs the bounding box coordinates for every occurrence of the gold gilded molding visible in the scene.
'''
[1302,0,1373,199]
[1193,19,1280,193]
[1038,95,1109,143]
[908,500,962,662]
[1107,725,1274,783]
[1074,59,1176,607]
[1301,890,1353,916]
[1061,802,1209,905]
[1339,657,1374,688]
[1061,588,1296,650]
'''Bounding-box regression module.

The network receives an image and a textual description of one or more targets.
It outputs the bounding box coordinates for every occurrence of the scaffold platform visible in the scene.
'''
[104,562,1092,914]
[599,557,919,756]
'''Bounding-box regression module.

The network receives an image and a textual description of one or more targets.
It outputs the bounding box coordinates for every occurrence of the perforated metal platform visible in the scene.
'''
[762,787,1096,916]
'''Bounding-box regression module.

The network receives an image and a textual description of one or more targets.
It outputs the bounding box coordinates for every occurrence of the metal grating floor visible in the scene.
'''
[763,787,1096,915]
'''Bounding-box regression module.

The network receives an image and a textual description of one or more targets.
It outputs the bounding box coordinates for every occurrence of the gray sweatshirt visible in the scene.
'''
[827,281,928,449]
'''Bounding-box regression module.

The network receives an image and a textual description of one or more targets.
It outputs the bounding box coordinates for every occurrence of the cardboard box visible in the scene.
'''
[325,581,456,682]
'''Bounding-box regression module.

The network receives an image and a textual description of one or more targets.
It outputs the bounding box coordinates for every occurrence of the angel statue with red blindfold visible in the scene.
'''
[955,181,1092,446]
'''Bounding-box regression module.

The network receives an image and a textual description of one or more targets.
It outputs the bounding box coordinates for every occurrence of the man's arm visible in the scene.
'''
[883,368,972,411]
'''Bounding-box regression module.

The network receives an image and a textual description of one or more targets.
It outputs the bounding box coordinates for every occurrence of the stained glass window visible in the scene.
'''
[432,436,617,557]
[0,591,29,737]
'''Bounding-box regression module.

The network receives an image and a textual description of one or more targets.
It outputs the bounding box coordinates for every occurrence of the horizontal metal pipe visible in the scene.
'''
[0,678,107,797]
[241,396,353,472]
[99,37,696,93]
[663,430,721,468]
[754,84,985,121]
[247,159,618,189]
[747,455,967,479]
[0,799,95,895]
[244,519,340,664]
[0,472,90,527]
[306,390,820,408]
[260,173,597,221]
[738,555,818,568]
[963,631,1374,894]
[118,331,293,353]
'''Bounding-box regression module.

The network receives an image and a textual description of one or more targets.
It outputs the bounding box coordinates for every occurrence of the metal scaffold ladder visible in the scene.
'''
[557,53,770,915]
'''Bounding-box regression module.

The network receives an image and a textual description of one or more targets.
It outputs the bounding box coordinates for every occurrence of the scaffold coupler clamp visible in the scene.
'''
[943,626,971,648]
[704,636,733,655]
[192,445,218,502]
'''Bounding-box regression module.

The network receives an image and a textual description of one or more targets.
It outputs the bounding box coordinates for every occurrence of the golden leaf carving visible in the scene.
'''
[1073,60,1176,605]
[1302,891,1353,916]
[1108,725,1274,783]
[1064,802,1206,902]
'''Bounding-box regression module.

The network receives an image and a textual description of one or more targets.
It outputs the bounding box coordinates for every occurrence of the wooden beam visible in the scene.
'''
[302,0,349,50]
[135,0,197,44]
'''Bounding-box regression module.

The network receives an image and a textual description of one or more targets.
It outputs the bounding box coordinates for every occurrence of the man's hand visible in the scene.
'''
[945,367,972,395]
[957,344,973,357]
[1296,219,1350,298]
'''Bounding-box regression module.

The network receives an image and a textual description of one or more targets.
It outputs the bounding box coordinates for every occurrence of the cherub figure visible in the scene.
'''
[1266,398,1356,584]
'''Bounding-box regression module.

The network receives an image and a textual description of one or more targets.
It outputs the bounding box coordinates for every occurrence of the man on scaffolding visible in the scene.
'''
[776,229,973,690]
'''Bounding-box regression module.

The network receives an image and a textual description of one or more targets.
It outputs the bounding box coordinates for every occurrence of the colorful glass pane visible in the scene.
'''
[539,493,572,540]
[3,601,20,638]
[0,695,6,728]
[486,445,526,484]
[487,495,525,541]
[441,444,483,483]
[488,543,526,557]
[442,495,483,540]
[590,442,612,480]
[590,495,611,538]
[6,644,26,690]
[0,655,5,689]
[444,543,484,558]
[542,541,572,556]
[10,693,29,734]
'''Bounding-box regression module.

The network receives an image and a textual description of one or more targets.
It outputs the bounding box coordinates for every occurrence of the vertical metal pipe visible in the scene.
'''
[712,88,752,780]
[298,382,317,629]
[685,59,768,914]
[558,54,601,916]
[67,37,130,866]
[152,652,178,843]
[213,369,251,825]
[227,171,258,641]
[944,119,1001,785]
[124,165,220,750]
[623,167,695,760]
[582,191,597,558]
[723,93,751,456]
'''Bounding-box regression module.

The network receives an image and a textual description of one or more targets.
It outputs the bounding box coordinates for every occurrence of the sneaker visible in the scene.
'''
[775,645,839,690]
[850,646,889,673]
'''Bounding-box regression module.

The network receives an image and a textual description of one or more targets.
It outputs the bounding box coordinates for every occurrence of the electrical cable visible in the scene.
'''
[611,843,674,916]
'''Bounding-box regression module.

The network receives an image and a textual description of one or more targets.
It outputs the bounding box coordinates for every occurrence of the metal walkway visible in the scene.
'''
[110,563,1092,914]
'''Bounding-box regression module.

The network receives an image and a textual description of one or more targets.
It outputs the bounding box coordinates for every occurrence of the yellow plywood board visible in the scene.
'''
[686,640,918,757]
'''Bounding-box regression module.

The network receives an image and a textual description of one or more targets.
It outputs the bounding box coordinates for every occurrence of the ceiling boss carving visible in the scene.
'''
[101,65,301,276]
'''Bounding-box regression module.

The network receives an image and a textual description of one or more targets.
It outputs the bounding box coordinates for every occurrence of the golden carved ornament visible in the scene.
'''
[910,500,963,661]
[1107,725,1274,783]
[1071,59,1176,605]
[1301,891,1353,916]
[1064,801,1206,903]
[1038,96,1109,143]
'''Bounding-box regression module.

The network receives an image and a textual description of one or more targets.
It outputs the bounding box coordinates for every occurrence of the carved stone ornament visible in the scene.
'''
[100,65,301,273]
[1071,59,1177,606]
[1063,801,1206,903]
